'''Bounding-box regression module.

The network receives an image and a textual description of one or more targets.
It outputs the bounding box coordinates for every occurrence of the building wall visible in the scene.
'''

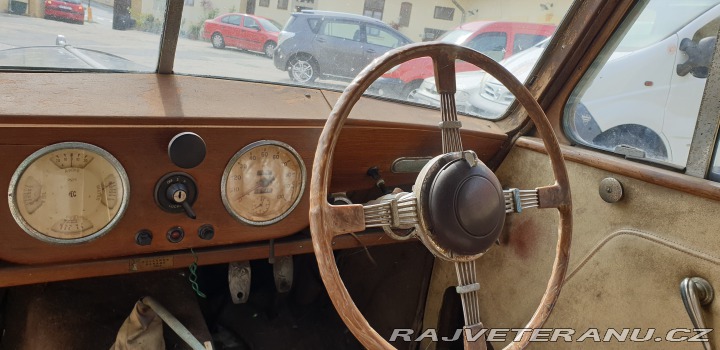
[139,0,573,41]
[253,0,572,42]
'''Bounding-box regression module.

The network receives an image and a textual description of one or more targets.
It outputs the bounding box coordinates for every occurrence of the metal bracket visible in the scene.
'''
[273,255,294,293]
[438,120,463,129]
[228,261,251,304]
[455,282,480,294]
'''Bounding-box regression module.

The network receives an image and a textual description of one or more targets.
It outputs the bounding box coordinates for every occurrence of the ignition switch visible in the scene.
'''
[155,172,198,219]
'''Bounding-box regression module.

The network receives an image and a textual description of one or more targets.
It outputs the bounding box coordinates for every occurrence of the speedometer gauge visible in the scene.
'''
[222,140,306,226]
[8,142,129,244]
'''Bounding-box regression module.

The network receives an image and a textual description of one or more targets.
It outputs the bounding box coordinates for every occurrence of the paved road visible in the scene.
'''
[0,11,349,90]
[84,1,113,28]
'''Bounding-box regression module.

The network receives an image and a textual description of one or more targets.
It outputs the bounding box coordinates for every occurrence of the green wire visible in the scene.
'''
[188,248,207,298]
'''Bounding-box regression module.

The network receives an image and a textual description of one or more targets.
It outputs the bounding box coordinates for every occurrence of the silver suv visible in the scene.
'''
[273,10,412,84]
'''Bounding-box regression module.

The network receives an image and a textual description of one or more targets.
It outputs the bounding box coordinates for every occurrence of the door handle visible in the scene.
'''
[680,277,714,350]
[366,48,376,53]
[315,37,326,43]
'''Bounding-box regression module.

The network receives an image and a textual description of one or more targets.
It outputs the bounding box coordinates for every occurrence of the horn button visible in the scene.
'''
[422,153,505,256]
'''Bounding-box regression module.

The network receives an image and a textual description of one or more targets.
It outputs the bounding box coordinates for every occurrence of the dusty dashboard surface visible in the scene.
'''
[0,73,506,270]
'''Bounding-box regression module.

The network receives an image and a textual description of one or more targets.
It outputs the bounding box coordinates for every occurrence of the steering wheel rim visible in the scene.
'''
[309,42,572,349]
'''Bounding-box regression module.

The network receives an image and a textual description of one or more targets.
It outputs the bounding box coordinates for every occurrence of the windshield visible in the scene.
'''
[258,18,282,32]
[1,1,573,120]
[439,30,473,45]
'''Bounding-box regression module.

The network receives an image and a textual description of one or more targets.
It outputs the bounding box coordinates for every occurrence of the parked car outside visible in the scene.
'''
[44,0,84,25]
[203,13,282,58]
[273,10,412,84]
[470,1,720,165]
[469,39,546,119]
[371,21,555,100]
[408,70,486,113]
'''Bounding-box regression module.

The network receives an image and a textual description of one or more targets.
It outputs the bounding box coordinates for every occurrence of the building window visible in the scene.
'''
[293,0,316,11]
[184,0,194,6]
[423,28,446,41]
[433,6,454,21]
[363,0,385,20]
[259,0,270,7]
[399,2,411,27]
[278,0,289,10]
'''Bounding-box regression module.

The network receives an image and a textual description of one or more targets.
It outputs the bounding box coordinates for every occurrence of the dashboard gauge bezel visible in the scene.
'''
[7,142,130,245]
[221,140,306,226]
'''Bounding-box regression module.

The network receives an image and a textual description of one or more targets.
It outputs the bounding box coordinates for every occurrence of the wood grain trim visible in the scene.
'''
[0,73,505,139]
[518,137,720,201]
[0,231,398,288]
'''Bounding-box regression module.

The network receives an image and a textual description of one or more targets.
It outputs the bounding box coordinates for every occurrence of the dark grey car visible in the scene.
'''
[273,10,412,84]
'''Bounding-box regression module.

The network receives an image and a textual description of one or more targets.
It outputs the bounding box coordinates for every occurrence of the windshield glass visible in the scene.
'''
[258,18,282,32]
[439,30,473,45]
[0,1,163,71]
[1,1,573,120]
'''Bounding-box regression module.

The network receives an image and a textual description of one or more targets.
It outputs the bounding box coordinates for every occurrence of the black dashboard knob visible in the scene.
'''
[168,132,206,169]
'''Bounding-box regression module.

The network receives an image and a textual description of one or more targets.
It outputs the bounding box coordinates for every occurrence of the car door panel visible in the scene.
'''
[421,140,720,349]
[241,16,264,51]
[225,15,243,47]
[312,19,364,77]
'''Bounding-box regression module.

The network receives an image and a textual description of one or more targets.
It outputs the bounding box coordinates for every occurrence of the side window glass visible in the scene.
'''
[710,139,720,182]
[221,16,230,24]
[307,18,320,34]
[465,32,507,61]
[514,33,547,53]
[366,25,402,48]
[228,15,241,26]
[564,0,720,167]
[244,17,258,29]
[321,21,362,41]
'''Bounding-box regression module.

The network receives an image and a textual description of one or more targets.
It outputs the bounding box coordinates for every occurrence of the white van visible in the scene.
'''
[470,0,720,166]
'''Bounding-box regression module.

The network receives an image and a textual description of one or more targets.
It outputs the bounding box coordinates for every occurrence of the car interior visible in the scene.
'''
[1,0,719,349]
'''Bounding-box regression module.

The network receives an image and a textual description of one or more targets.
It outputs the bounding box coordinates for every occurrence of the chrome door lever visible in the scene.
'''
[680,277,714,350]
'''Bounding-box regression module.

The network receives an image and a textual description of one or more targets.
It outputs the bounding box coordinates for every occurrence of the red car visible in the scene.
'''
[44,0,84,25]
[373,21,556,99]
[203,13,282,58]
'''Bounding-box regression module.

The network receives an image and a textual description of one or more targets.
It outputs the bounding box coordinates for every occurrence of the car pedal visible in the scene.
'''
[228,261,251,304]
[273,255,293,293]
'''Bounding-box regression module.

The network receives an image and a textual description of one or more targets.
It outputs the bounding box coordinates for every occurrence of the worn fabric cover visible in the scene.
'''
[110,301,165,350]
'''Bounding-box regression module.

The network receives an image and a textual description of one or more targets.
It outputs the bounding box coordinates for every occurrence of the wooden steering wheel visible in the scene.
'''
[309,42,572,350]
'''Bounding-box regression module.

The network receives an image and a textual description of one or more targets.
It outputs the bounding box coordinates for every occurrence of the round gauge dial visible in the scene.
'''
[222,140,306,226]
[8,142,129,244]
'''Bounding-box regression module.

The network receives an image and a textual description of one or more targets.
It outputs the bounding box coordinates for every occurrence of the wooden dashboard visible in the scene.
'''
[0,73,506,278]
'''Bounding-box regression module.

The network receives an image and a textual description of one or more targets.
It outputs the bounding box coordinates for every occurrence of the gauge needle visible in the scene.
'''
[236,176,276,201]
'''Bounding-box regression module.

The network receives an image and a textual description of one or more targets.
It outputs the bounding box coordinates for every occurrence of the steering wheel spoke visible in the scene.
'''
[364,192,418,240]
[504,188,540,213]
[430,52,466,154]
[505,183,570,213]
[322,203,366,237]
